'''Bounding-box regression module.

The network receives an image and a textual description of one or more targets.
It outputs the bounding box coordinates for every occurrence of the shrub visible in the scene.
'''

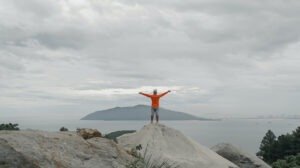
[0,123,20,131]
[59,127,69,132]
[272,154,300,168]
[104,130,135,142]
[126,145,179,168]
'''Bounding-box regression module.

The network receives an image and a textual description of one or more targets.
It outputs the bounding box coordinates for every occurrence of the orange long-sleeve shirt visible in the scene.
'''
[139,91,170,108]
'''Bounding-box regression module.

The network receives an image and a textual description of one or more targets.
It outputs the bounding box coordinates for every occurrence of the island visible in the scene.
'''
[81,104,213,120]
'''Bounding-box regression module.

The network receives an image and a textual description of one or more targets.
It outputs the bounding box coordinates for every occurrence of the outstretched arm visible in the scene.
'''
[158,90,171,97]
[139,92,152,98]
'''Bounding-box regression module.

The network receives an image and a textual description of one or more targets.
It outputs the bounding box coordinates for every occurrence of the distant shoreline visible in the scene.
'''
[225,117,300,120]
[81,118,221,121]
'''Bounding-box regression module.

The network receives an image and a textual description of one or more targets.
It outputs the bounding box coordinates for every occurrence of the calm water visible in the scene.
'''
[1,118,299,154]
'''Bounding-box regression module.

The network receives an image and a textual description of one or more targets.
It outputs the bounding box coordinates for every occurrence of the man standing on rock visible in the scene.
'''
[139,89,171,123]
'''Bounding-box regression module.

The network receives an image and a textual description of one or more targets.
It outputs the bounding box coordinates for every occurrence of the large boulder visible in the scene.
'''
[0,139,38,168]
[0,130,132,168]
[76,128,102,140]
[117,124,238,168]
[211,143,271,168]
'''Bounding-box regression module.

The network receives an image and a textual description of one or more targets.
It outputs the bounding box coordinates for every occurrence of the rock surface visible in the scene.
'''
[76,128,102,139]
[211,143,271,168]
[0,130,132,168]
[117,124,238,168]
[0,139,38,168]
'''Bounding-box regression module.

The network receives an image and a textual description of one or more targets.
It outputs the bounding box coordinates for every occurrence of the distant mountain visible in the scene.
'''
[81,105,210,120]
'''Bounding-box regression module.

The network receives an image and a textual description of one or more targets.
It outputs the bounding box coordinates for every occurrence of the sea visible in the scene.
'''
[0,117,299,155]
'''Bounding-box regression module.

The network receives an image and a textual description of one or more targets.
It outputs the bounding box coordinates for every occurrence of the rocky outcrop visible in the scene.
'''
[76,128,102,140]
[1,125,271,168]
[211,143,271,168]
[0,130,132,168]
[117,124,238,168]
[0,139,38,168]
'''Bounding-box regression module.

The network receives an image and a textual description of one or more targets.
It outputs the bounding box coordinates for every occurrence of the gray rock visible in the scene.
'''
[211,143,271,168]
[0,138,38,168]
[118,124,238,168]
[0,130,132,168]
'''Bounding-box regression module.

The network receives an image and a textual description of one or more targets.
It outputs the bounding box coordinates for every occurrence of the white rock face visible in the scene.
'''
[118,124,238,168]
[211,143,271,168]
[0,130,132,168]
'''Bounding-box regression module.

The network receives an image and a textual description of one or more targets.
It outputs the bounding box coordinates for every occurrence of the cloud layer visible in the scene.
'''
[1,0,300,119]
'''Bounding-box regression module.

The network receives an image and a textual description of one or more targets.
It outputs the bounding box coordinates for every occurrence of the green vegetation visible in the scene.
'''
[0,123,20,131]
[256,130,277,163]
[257,126,300,166]
[272,154,300,168]
[59,127,69,132]
[104,130,136,142]
[126,145,179,168]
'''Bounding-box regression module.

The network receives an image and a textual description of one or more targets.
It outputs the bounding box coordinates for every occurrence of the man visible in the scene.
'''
[139,89,171,123]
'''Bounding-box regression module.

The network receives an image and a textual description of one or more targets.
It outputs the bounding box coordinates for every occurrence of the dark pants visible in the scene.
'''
[151,107,159,122]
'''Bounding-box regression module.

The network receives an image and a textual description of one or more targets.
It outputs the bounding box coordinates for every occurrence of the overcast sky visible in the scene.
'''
[1,0,300,120]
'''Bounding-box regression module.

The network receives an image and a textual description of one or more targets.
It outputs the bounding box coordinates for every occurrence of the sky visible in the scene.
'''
[1,0,300,119]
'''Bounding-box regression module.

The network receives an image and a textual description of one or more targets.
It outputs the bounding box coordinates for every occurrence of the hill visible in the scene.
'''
[81,104,210,120]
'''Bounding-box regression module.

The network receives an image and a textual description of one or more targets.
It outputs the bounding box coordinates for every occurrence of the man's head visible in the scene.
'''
[153,89,157,95]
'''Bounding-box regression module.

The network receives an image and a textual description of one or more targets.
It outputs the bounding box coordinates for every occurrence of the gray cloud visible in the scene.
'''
[1,0,300,119]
